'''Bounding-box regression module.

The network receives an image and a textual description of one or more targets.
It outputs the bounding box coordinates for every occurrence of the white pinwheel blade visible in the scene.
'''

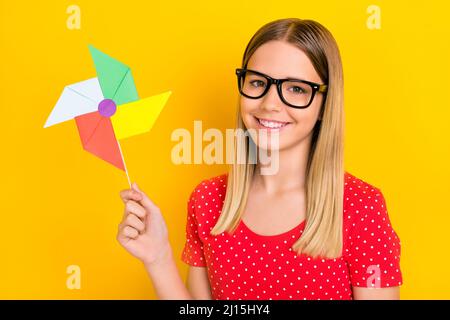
[44,78,104,128]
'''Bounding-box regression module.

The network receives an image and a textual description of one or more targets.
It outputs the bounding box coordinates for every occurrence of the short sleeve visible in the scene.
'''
[346,188,403,288]
[180,187,207,267]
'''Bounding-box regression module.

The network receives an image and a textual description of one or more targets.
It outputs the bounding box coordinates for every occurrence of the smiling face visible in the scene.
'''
[240,40,326,151]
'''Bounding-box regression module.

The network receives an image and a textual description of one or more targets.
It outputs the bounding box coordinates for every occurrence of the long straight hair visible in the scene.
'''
[210,18,345,259]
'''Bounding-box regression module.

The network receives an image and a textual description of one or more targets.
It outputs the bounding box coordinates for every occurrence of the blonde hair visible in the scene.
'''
[210,18,345,259]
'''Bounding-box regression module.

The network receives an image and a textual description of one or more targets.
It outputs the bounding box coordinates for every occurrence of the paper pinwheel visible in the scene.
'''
[44,45,171,186]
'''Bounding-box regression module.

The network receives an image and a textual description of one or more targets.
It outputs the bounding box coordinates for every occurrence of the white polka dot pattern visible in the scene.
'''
[181,172,403,300]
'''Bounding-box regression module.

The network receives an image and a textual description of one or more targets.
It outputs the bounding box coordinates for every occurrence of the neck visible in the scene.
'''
[254,135,312,195]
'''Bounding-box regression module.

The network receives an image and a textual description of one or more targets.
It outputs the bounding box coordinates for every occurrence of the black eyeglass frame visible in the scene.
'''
[235,68,328,109]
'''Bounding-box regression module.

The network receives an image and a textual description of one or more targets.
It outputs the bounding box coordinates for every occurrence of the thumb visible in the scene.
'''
[131,182,159,213]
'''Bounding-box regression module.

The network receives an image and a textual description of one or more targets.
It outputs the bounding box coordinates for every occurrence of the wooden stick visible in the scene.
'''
[117,140,131,188]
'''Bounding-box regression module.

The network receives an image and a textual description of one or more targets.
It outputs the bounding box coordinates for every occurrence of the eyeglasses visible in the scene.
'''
[235,68,327,109]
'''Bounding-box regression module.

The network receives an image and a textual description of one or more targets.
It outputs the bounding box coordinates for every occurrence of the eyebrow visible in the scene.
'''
[250,69,307,82]
[285,76,307,81]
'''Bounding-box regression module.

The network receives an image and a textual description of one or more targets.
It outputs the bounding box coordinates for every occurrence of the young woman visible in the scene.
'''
[117,18,403,300]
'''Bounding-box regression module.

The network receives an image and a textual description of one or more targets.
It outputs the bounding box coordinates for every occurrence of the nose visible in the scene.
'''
[260,83,283,112]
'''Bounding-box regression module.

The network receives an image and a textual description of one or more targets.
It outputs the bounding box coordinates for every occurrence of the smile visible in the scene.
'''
[254,116,292,130]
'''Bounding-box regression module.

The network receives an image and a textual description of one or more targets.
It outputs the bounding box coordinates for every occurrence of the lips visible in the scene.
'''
[254,116,292,129]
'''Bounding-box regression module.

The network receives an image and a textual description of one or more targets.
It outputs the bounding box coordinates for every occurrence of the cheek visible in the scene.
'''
[281,103,321,145]
[239,98,257,126]
[287,98,322,126]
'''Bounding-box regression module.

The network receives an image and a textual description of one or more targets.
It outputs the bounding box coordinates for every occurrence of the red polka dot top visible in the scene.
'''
[181,171,403,300]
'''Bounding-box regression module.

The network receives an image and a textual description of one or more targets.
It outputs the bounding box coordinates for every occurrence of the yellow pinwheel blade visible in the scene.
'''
[112,91,171,140]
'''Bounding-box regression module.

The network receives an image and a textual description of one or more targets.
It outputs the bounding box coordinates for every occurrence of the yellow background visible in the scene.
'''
[0,0,449,299]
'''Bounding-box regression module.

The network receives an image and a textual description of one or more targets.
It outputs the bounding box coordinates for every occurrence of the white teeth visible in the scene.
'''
[258,118,289,129]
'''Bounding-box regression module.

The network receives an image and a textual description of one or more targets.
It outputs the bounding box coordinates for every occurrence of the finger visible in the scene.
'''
[119,189,143,203]
[122,226,139,239]
[124,200,147,220]
[131,182,160,213]
[124,213,146,233]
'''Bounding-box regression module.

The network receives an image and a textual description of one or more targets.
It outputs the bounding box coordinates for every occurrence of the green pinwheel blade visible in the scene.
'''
[88,45,139,105]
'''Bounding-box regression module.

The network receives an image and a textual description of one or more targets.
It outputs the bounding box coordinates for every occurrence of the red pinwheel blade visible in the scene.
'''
[75,111,125,171]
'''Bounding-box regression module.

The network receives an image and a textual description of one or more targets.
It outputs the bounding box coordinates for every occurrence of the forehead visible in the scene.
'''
[246,40,322,83]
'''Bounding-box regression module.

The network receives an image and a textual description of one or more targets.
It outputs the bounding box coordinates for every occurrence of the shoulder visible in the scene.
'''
[344,171,383,195]
[186,173,228,235]
[188,172,228,203]
[343,171,387,215]
[343,171,399,246]
[343,171,392,238]
[343,170,389,221]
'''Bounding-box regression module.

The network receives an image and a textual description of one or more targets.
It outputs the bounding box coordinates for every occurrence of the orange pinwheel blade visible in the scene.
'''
[75,111,125,171]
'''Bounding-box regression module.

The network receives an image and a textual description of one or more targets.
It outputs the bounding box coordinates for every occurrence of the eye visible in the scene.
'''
[250,80,266,88]
[289,85,306,94]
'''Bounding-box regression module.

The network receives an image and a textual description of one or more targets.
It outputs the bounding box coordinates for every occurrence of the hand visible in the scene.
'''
[117,183,172,266]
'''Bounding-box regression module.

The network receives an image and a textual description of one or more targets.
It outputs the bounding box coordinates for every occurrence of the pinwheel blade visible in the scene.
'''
[75,111,125,171]
[88,45,138,105]
[44,78,103,128]
[111,91,171,140]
